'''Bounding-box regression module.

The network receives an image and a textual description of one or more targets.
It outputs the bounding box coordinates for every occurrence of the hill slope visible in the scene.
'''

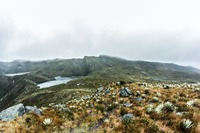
[1,55,200,81]
[0,55,200,111]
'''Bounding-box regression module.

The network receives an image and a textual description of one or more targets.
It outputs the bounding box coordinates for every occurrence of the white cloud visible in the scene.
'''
[0,0,200,68]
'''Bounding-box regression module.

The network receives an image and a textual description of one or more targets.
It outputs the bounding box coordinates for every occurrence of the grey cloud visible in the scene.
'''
[96,31,199,62]
[1,21,200,68]
[15,25,99,59]
[0,19,15,57]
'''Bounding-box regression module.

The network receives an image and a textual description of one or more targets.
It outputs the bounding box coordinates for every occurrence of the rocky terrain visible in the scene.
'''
[0,82,199,133]
[0,55,200,132]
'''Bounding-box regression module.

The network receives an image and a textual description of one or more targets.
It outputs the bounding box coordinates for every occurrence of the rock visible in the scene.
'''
[25,106,41,115]
[0,103,25,121]
[116,82,121,85]
[119,87,132,97]
[152,97,159,102]
[0,104,43,121]
[122,113,135,120]
[59,107,71,112]
[141,94,146,98]
[134,97,142,102]
[123,103,133,107]
[105,88,110,94]
[97,87,104,93]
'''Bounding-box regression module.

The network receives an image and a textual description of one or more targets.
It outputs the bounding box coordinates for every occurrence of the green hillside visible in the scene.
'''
[0,55,200,111]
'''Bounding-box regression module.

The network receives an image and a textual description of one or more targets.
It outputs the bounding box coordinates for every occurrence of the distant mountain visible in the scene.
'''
[1,55,200,111]
[1,55,200,81]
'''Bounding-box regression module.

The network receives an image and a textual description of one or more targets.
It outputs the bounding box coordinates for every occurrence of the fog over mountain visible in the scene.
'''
[0,0,200,68]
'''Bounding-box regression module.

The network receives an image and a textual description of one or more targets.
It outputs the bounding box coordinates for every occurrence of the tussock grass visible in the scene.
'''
[0,81,200,132]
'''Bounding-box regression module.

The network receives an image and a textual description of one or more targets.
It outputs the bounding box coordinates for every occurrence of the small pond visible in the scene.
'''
[37,76,74,89]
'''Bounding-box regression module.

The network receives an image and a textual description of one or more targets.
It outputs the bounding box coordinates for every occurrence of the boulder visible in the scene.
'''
[0,103,25,121]
[0,104,42,121]
[119,87,132,97]
[25,106,41,115]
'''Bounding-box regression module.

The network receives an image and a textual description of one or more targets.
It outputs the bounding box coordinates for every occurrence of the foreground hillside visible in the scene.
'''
[0,82,199,133]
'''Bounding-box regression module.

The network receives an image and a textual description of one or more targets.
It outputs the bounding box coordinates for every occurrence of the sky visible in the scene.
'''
[0,0,200,68]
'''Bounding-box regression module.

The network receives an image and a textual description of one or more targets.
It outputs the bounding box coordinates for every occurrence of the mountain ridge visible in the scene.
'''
[1,55,200,82]
[0,55,200,111]
[1,55,200,75]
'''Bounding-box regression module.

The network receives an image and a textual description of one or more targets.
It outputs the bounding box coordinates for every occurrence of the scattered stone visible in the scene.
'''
[25,106,41,115]
[116,82,121,85]
[122,113,135,120]
[119,87,132,97]
[123,103,133,107]
[97,87,104,93]
[152,97,159,102]
[134,97,142,102]
[0,103,25,121]
[105,88,110,94]
[141,94,146,98]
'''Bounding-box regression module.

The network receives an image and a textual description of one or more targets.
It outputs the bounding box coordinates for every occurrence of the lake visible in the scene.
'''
[4,72,30,76]
[37,76,74,89]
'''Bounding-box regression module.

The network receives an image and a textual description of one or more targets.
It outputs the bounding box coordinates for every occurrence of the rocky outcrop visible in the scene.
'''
[0,103,25,121]
[0,103,41,121]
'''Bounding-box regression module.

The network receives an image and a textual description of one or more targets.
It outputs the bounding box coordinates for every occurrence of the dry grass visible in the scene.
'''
[0,82,199,132]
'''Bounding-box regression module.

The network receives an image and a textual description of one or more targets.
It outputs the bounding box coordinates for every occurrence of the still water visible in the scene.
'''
[37,76,74,89]
[4,72,30,76]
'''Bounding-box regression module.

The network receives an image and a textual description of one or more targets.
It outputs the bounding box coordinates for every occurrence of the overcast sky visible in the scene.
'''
[0,0,200,68]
